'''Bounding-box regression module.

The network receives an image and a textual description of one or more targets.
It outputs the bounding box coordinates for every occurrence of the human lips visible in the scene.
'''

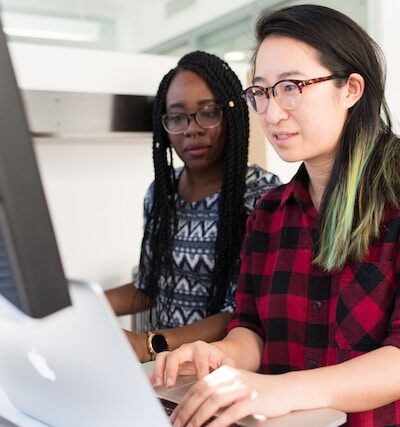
[271,131,299,143]
[184,142,210,156]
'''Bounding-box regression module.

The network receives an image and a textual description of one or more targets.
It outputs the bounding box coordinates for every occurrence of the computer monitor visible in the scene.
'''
[0,19,71,318]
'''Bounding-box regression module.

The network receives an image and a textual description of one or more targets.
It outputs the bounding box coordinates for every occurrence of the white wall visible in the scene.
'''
[33,137,152,288]
[9,42,178,95]
[8,44,251,293]
[371,0,400,133]
[9,43,179,292]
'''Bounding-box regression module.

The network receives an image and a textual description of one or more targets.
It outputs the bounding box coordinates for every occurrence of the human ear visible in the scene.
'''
[343,72,365,108]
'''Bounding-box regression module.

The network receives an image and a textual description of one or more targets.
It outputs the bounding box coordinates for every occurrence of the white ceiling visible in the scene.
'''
[0,0,368,61]
[2,0,176,18]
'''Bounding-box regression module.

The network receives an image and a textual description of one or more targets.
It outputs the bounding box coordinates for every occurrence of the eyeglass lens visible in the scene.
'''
[243,76,338,114]
[162,105,222,134]
[244,81,301,113]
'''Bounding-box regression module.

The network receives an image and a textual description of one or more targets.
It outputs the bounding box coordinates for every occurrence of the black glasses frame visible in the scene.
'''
[162,104,224,135]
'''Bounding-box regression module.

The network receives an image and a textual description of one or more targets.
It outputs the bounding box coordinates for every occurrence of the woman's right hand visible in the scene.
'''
[150,340,235,388]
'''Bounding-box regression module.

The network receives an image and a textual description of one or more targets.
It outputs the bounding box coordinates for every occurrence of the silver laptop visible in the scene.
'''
[0,280,346,427]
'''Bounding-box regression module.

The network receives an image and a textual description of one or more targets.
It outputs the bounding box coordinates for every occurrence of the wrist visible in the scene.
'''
[284,370,327,411]
[124,331,152,363]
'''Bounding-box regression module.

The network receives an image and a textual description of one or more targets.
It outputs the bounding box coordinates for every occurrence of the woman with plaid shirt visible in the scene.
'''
[152,5,400,427]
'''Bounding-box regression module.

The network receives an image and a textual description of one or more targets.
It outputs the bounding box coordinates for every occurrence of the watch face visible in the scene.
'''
[151,334,168,353]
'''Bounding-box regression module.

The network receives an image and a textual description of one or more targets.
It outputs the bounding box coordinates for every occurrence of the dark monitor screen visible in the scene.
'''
[0,20,71,318]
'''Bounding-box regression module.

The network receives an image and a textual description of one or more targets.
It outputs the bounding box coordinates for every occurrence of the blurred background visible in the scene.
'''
[0,0,398,328]
[1,0,368,62]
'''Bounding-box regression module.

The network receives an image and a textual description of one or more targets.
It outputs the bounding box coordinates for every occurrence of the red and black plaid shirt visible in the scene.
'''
[228,164,400,426]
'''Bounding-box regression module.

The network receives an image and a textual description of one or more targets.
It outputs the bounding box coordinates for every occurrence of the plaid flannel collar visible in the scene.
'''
[279,163,317,217]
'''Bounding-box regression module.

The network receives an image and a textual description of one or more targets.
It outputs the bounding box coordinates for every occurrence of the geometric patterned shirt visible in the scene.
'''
[135,164,281,329]
[228,163,400,427]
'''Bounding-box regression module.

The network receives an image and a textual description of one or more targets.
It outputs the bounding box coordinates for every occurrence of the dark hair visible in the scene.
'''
[139,50,249,323]
[253,4,400,270]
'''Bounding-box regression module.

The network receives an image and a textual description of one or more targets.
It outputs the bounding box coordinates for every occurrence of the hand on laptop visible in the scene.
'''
[149,340,296,426]
[150,340,234,387]
[169,364,294,427]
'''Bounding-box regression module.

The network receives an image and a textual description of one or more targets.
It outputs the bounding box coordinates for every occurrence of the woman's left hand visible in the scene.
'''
[170,365,295,427]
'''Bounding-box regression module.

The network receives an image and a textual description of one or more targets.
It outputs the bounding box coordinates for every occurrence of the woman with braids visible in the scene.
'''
[106,51,280,363]
[152,5,400,427]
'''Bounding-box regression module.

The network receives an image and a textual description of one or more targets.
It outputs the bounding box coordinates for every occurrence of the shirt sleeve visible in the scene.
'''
[243,165,281,214]
[382,232,400,348]
[133,182,154,296]
[227,207,265,339]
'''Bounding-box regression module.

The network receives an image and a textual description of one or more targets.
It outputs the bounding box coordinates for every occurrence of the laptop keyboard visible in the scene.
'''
[159,398,177,416]
[159,398,244,426]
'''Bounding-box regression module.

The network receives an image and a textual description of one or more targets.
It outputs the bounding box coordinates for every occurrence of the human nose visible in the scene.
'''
[183,112,204,136]
[261,95,289,125]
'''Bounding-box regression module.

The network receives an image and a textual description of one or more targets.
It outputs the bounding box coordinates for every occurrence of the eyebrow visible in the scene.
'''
[252,70,307,85]
[167,99,218,111]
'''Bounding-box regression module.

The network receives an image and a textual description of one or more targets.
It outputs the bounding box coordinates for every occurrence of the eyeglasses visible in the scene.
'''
[241,75,338,114]
[162,104,223,135]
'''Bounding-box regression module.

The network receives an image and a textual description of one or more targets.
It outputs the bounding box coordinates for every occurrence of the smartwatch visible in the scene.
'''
[146,331,168,361]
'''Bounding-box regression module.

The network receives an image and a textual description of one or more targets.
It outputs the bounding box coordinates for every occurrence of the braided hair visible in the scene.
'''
[139,51,249,324]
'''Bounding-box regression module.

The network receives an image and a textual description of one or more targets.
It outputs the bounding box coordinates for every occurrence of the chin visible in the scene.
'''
[273,151,303,163]
[281,156,303,163]
[185,159,210,170]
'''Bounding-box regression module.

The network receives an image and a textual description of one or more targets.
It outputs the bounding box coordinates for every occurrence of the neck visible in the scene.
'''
[178,164,224,202]
[305,159,334,212]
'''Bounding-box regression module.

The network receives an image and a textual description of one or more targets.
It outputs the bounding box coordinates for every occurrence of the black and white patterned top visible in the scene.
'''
[135,164,281,329]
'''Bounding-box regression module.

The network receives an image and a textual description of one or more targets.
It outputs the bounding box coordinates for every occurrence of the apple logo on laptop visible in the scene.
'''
[28,347,56,381]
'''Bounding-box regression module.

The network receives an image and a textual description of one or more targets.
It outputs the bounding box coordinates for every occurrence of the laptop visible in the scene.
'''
[0,280,346,427]
[0,280,171,427]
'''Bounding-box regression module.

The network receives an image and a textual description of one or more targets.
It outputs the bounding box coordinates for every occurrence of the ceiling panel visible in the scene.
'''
[0,0,368,62]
